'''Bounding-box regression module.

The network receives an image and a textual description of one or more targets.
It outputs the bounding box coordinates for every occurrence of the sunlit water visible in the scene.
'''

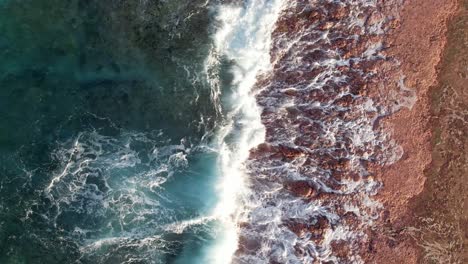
[0,0,281,263]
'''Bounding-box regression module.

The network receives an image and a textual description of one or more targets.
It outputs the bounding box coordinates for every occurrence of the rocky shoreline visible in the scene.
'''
[236,0,464,263]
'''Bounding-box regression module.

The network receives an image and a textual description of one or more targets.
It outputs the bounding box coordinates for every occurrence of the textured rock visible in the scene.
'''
[236,0,462,263]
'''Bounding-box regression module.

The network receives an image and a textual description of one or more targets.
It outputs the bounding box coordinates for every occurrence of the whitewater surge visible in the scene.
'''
[205,0,283,263]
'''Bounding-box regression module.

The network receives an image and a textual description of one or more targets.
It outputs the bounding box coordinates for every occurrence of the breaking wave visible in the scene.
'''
[204,0,284,262]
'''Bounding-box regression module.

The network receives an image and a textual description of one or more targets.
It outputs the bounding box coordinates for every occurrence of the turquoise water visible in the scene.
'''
[0,1,233,263]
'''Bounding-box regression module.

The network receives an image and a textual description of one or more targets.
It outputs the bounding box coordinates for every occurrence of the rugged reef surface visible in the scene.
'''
[235,0,465,263]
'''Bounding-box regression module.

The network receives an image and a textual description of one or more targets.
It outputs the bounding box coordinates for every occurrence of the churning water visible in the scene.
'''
[0,0,281,263]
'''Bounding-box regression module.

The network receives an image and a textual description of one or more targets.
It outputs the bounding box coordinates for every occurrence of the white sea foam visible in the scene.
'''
[38,130,202,262]
[204,0,284,263]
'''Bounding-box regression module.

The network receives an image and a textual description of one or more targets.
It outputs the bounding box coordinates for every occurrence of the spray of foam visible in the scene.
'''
[205,0,283,263]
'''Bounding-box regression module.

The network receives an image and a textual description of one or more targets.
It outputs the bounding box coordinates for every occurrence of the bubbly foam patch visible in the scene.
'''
[24,130,221,263]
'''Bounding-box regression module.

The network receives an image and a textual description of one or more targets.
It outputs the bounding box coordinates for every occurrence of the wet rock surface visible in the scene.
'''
[235,0,463,263]
[236,0,406,263]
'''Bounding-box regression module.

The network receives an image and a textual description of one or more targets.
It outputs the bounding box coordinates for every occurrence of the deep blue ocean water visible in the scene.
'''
[0,1,235,263]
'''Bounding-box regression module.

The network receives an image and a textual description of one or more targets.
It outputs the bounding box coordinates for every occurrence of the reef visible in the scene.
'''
[236,0,464,263]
